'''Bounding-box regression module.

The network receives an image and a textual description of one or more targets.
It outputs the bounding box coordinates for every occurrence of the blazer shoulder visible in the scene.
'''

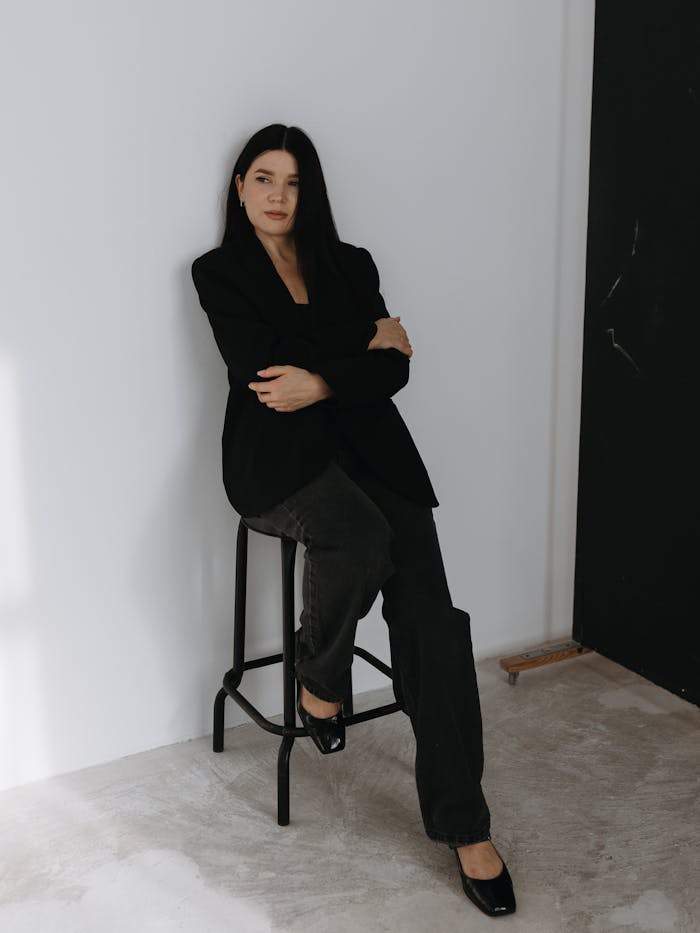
[191,241,241,282]
[335,239,373,260]
[334,240,379,280]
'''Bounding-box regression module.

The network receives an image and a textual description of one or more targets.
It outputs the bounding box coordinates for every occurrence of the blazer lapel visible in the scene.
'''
[222,230,362,331]
[220,231,303,335]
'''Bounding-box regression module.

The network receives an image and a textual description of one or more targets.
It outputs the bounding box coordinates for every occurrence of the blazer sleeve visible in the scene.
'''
[191,249,378,387]
[314,247,410,402]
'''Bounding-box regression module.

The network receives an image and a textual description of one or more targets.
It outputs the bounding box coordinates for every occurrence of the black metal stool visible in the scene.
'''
[212,515,402,826]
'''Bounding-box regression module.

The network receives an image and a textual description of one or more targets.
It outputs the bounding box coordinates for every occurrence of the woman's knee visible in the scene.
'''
[424,607,476,667]
[345,508,394,568]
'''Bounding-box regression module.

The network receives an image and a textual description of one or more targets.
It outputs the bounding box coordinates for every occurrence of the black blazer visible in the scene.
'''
[191,230,439,516]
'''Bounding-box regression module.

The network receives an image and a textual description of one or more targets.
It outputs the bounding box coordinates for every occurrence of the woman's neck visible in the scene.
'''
[254,229,296,265]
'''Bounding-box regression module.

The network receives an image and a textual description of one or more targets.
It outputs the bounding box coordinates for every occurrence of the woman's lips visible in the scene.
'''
[265,211,287,219]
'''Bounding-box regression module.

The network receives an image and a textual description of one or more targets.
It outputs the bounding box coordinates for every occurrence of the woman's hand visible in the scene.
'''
[368,316,413,357]
[247,365,332,412]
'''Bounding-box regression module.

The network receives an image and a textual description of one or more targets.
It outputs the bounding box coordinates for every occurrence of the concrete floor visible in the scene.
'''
[1,650,698,932]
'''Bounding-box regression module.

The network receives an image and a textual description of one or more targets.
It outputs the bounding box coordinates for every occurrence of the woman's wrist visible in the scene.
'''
[314,373,334,401]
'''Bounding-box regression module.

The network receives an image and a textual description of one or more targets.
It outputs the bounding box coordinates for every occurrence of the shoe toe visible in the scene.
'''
[296,683,345,755]
[455,851,516,916]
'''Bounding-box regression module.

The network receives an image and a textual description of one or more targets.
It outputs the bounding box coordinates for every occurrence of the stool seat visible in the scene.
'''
[213,516,402,825]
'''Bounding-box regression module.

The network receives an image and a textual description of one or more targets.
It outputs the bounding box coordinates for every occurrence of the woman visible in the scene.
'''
[191,123,516,918]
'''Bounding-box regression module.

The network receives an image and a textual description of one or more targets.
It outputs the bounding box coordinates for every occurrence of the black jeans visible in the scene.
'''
[243,438,492,848]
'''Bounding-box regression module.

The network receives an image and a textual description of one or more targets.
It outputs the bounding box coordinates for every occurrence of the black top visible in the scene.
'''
[191,230,439,516]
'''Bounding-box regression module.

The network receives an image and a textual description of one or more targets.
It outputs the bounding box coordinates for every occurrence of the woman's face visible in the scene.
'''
[236,149,299,239]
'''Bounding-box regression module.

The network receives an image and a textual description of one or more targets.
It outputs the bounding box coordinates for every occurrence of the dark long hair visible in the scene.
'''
[221,124,343,290]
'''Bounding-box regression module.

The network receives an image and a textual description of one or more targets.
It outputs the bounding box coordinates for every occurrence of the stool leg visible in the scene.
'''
[277,737,294,826]
[213,520,249,754]
[213,687,226,752]
[278,535,298,825]
[342,664,354,718]
[232,521,249,676]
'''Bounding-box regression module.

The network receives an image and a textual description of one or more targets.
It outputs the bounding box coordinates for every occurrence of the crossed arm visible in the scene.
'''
[191,245,411,410]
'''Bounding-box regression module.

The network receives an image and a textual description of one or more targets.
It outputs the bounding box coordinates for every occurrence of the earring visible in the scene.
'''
[239,199,244,207]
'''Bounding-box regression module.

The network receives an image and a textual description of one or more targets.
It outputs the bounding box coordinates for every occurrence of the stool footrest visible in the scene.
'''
[222,671,305,737]
[241,652,283,671]
[340,700,402,726]
[353,645,392,679]
[220,658,402,737]
[237,645,393,678]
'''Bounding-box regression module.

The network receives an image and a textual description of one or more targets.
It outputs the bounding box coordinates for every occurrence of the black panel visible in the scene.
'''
[573,0,700,705]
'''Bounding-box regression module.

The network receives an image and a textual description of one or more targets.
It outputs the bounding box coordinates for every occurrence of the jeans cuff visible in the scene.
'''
[296,672,344,704]
[425,824,492,847]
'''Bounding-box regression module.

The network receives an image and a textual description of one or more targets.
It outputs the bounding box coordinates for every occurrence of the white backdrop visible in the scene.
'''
[0,0,595,790]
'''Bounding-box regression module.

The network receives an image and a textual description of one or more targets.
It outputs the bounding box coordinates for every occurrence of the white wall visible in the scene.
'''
[0,0,595,791]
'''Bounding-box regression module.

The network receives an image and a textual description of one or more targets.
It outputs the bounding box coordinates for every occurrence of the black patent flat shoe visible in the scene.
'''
[453,847,516,917]
[296,680,345,754]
